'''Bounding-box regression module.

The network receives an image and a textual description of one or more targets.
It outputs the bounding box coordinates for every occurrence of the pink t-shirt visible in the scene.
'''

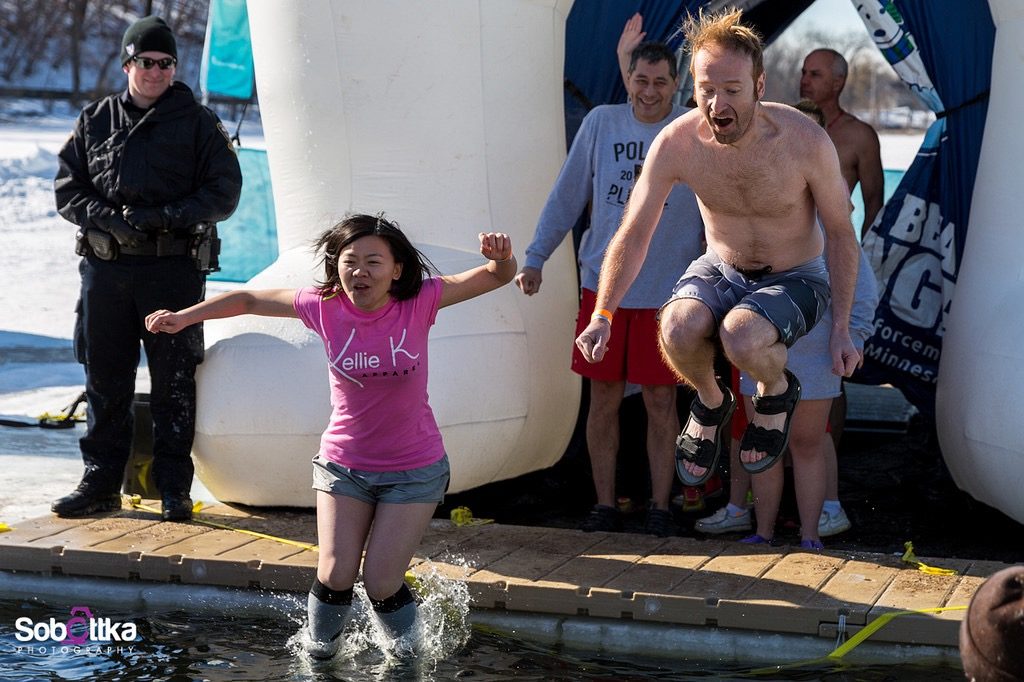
[293,278,445,471]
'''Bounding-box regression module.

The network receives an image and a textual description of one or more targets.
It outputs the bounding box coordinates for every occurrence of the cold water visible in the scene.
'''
[0,570,965,681]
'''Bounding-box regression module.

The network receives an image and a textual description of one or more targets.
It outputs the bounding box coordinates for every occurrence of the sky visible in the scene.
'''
[787,0,868,37]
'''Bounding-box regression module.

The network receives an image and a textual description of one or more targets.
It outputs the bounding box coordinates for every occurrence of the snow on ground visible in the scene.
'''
[0,113,257,522]
[1,137,79,340]
[0,120,89,522]
[0,112,924,523]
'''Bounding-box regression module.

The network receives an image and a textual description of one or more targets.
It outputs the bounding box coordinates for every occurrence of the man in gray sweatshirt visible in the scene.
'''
[516,42,703,537]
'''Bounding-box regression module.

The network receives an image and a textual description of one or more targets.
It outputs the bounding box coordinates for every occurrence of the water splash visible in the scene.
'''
[287,561,473,680]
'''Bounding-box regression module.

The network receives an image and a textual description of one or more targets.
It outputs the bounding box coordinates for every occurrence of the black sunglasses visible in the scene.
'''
[131,56,176,70]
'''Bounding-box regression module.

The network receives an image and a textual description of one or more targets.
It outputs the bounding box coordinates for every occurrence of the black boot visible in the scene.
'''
[51,484,122,518]
[161,491,193,522]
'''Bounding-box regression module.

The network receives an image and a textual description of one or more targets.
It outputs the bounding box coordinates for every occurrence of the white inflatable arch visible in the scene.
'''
[937,0,1024,524]
[192,0,580,507]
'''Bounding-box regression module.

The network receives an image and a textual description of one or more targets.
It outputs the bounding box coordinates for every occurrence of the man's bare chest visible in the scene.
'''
[688,153,802,218]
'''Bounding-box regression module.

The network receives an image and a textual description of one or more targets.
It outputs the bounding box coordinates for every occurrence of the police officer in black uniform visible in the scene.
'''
[53,16,242,521]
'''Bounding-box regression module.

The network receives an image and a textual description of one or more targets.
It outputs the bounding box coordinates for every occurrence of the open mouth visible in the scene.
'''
[712,115,734,129]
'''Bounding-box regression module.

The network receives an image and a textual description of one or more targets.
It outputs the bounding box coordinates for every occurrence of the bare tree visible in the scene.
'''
[0,0,209,103]
[0,0,69,82]
[67,0,88,101]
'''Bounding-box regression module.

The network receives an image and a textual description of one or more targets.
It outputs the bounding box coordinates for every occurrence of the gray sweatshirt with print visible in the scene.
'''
[524,102,704,308]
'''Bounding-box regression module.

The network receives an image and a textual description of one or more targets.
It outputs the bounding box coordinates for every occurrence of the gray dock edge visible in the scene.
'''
[0,570,960,668]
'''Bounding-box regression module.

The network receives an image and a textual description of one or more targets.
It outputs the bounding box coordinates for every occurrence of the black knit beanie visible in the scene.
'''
[121,16,177,65]
[959,565,1024,681]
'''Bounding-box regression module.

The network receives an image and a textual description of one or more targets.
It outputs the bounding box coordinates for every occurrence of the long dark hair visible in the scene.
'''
[313,213,436,300]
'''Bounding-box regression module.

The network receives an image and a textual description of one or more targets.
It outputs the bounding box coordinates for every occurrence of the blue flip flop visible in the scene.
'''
[739,533,779,546]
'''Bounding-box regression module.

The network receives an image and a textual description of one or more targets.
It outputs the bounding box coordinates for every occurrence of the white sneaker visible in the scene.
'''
[695,506,752,534]
[818,507,852,537]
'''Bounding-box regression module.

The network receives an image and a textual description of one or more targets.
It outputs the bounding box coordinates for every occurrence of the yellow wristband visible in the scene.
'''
[591,308,614,325]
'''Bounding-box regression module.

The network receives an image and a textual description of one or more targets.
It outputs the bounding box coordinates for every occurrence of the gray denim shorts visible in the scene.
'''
[311,453,450,505]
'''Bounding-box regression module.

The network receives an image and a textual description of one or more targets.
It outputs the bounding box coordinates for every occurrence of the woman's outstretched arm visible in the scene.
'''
[438,232,517,309]
[146,288,299,334]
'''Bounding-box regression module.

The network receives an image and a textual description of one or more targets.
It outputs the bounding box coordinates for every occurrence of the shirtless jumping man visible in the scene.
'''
[575,9,861,510]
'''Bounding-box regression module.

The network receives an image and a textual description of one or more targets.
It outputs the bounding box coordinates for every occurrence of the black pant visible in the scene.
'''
[75,254,205,495]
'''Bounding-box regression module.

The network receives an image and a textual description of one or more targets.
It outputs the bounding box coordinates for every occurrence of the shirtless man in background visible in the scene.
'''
[575,9,861,549]
[801,48,884,239]
[800,47,886,534]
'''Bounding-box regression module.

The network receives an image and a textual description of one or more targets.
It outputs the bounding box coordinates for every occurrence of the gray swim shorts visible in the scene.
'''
[739,311,842,400]
[664,251,830,348]
[312,453,450,505]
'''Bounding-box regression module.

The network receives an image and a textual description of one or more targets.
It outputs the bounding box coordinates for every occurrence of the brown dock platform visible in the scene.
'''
[0,499,1007,658]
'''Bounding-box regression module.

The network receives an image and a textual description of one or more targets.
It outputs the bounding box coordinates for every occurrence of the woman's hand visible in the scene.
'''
[479,232,512,262]
[145,309,187,334]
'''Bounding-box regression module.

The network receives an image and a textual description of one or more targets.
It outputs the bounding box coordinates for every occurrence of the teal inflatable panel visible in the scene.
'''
[200,0,254,100]
[211,148,277,283]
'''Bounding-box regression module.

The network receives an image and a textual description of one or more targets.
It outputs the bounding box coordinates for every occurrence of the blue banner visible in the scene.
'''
[200,0,254,100]
[854,0,994,418]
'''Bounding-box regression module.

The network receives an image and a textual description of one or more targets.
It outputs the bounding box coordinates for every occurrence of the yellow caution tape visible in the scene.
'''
[827,604,967,660]
[0,523,11,533]
[36,410,85,422]
[902,541,958,575]
[404,571,424,593]
[747,603,968,675]
[450,505,493,527]
[134,460,153,494]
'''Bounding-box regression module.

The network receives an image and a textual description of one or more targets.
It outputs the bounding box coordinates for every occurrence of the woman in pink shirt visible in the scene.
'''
[146,214,516,658]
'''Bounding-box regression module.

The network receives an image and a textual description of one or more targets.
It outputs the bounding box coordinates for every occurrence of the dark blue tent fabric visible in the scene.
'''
[562,0,812,143]
[855,0,994,419]
[565,0,690,109]
[895,1,993,262]
[563,1,693,148]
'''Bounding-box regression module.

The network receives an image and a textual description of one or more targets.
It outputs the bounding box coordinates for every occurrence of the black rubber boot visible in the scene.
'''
[51,484,121,518]
[160,491,193,522]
